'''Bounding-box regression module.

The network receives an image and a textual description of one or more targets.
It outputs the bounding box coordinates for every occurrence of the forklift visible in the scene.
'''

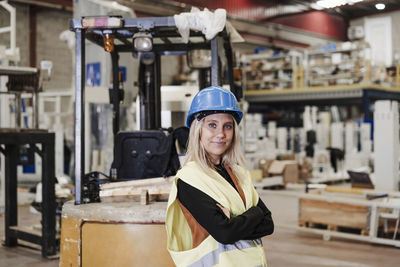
[60,14,242,266]
[70,15,242,204]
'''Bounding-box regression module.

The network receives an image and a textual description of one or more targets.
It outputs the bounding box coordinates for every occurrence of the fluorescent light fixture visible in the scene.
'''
[375,3,385,10]
[316,0,363,9]
[310,3,325,10]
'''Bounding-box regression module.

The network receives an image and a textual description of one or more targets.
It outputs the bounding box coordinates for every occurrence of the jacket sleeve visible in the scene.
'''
[242,198,274,240]
[177,179,267,244]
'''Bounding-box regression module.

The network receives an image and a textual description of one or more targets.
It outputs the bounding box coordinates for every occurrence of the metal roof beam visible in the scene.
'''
[117,0,337,48]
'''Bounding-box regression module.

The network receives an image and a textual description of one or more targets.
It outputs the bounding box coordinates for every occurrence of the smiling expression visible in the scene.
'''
[200,113,234,165]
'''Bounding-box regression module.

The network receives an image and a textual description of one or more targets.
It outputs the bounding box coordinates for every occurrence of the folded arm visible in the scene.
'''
[177,179,273,244]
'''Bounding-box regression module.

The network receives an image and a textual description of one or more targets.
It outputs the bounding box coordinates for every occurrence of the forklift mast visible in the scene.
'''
[70,16,241,204]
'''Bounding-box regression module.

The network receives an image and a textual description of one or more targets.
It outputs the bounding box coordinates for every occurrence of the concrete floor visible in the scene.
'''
[0,204,59,267]
[0,189,399,267]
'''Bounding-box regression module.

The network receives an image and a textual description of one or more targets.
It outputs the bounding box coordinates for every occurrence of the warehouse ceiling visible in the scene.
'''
[114,0,400,49]
[169,0,400,21]
[115,0,335,49]
[9,0,400,49]
[10,0,400,19]
[281,0,400,20]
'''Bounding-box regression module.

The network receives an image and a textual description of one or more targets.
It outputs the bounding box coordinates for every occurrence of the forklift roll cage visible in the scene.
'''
[70,16,240,204]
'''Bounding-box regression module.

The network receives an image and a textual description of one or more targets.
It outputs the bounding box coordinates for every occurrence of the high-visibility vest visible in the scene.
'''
[166,161,267,267]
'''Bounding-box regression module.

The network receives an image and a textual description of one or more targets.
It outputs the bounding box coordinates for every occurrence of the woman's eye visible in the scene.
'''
[208,123,217,128]
[224,124,233,129]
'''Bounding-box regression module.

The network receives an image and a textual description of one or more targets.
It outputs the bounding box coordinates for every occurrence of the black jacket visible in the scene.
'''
[177,164,274,244]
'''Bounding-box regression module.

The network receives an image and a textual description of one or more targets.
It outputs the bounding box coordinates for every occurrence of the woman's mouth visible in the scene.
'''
[212,141,225,145]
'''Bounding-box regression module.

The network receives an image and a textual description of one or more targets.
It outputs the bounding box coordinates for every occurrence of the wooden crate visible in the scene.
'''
[59,201,174,267]
[299,198,369,234]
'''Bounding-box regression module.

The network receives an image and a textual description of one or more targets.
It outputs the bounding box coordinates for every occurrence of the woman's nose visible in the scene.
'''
[215,127,225,137]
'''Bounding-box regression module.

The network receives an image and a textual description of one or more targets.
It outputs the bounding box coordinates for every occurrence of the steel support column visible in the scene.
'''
[211,37,218,86]
[4,144,17,247]
[74,29,85,205]
[41,138,56,257]
[111,51,120,136]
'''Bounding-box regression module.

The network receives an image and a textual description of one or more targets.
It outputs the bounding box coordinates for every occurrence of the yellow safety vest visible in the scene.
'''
[166,161,267,267]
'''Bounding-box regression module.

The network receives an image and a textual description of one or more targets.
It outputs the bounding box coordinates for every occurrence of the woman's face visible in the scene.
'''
[200,113,234,165]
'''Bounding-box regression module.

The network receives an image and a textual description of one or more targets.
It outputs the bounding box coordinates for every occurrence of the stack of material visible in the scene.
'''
[99,177,173,202]
[268,160,299,184]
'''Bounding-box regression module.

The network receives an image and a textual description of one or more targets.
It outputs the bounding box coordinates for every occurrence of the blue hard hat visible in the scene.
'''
[186,86,243,127]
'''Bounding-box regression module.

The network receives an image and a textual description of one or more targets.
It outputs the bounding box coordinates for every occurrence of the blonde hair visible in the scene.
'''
[183,114,247,180]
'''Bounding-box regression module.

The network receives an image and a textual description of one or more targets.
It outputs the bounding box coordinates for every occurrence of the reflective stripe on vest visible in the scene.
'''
[188,239,264,267]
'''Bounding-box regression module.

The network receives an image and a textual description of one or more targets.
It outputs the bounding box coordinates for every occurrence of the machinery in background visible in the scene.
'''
[69,14,242,204]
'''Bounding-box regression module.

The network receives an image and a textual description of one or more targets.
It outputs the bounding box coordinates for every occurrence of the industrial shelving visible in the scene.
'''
[245,84,400,119]
[241,41,400,119]
[241,52,302,91]
[305,41,370,87]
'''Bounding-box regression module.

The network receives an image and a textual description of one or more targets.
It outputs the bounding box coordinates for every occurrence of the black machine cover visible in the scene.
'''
[111,130,181,180]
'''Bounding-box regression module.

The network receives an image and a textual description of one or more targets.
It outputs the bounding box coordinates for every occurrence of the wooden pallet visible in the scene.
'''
[298,221,369,236]
[299,198,369,235]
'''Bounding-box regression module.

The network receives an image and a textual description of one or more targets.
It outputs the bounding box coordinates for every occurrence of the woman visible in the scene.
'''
[166,86,274,267]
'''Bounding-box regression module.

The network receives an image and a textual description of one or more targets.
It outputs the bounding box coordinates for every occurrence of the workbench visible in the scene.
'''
[0,129,57,257]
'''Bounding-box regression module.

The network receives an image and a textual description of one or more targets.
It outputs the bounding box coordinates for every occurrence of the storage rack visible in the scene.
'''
[241,52,302,91]
[241,40,400,119]
[304,41,370,87]
[245,84,400,119]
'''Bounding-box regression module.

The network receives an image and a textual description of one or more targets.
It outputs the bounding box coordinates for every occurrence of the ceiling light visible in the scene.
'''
[316,0,363,9]
[316,0,346,9]
[310,3,324,10]
[375,3,385,10]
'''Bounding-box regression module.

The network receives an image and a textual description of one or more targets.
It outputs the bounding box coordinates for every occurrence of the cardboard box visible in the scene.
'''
[268,160,299,184]
[283,163,299,184]
[299,158,313,180]
[258,159,274,177]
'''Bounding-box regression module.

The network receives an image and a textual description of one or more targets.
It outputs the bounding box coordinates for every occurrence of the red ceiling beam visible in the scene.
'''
[264,11,348,41]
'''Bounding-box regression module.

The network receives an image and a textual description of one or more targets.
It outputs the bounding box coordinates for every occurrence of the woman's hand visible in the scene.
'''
[216,203,230,219]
